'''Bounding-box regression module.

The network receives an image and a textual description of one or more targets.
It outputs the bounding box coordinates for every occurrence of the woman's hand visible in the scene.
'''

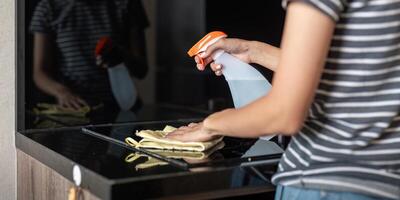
[96,55,108,68]
[55,87,88,111]
[195,38,253,76]
[166,122,221,142]
[194,38,281,75]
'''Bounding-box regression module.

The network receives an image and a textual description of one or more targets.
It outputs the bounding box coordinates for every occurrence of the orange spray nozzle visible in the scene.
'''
[187,31,227,65]
[95,37,111,56]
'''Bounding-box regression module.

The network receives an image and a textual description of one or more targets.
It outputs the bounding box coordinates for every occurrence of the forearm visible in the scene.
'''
[33,33,68,98]
[203,93,302,138]
[33,69,68,98]
[248,41,281,71]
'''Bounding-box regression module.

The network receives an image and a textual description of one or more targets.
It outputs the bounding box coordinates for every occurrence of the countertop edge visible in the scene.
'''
[15,131,113,200]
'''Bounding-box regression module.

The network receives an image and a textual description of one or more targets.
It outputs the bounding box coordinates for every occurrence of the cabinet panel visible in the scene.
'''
[17,150,101,200]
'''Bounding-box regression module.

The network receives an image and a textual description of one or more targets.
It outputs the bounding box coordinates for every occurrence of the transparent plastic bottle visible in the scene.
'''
[213,50,271,108]
[107,63,137,111]
[188,31,272,108]
[189,31,273,140]
[96,37,137,111]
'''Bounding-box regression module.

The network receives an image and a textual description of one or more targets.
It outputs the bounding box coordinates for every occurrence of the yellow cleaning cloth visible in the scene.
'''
[33,103,91,117]
[125,125,223,152]
[125,141,225,170]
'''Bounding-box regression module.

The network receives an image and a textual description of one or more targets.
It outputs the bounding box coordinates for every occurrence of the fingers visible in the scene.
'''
[69,99,83,110]
[76,97,88,107]
[210,63,223,76]
[58,95,87,111]
[59,99,76,111]
[96,55,102,66]
[166,130,187,141]
[194,57,223,76]
[178,126,191,131]
[166,122,214,142]
[166,123,197,140]
[188,122,198,127]
[193,39,227,76]
[195,56,213,71]
[60,99,79,111]
[96,55,107,68]
[166,130,193,142]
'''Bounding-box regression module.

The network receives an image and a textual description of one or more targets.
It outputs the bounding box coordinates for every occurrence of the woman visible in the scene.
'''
[168,0,400,200]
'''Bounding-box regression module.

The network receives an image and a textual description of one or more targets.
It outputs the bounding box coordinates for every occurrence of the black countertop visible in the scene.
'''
[18,105,283,199]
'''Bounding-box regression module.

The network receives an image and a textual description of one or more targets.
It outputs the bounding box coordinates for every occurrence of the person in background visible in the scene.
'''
[30,0,149,110]
[168,0,400,200]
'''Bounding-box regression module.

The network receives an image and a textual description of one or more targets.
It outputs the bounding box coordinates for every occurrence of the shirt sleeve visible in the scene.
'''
[127,0,150,30]
[30,0,54,33]
[282,0,346,22]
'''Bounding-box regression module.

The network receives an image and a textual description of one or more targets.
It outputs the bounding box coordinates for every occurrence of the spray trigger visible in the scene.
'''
[197,52,207,65]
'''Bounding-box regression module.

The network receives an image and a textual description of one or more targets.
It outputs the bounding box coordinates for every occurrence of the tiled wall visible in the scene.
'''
[0,0,16,199]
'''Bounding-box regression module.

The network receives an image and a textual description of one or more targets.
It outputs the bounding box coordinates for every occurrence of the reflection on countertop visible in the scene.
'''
[26,104,209,130]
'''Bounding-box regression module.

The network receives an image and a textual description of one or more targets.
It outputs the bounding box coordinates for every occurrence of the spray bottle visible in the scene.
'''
[188,31,274,140]
[188,31,272,108]
[95,37,137,111]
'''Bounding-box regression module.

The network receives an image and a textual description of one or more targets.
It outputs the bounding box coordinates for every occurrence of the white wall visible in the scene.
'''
[0,0,16,199]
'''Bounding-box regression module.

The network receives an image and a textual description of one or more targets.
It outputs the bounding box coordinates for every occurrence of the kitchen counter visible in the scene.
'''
[17,105,283,199]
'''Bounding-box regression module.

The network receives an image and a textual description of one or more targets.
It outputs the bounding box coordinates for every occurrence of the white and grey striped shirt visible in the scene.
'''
[272,0,400,199]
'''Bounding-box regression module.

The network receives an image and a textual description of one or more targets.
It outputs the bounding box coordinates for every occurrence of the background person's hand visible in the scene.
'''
[55,87,88,111]
[195,38,253,76]
[166,122,221,142]
[96,55,108,68]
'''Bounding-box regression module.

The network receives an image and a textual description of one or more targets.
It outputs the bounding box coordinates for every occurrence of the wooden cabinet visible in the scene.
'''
[17,150,100,200]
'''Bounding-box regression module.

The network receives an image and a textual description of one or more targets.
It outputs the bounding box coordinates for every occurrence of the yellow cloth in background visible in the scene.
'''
[125,125,223,152]
[33,103,91,117]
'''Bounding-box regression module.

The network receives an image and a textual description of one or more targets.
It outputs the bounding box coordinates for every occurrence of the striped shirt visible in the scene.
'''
[30,0,148,104]
[272,0,400,199]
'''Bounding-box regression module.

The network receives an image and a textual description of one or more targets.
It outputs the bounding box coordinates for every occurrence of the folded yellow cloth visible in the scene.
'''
[130,156,169,170]
[34,119,64,129]
[125,125,223,152]
[125,142,224,170]
[33,103,91,117]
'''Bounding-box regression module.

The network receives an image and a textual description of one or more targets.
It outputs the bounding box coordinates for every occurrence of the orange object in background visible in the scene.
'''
[95,37,111,56]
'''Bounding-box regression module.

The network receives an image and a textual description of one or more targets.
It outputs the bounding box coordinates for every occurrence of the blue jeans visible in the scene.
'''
[275,185,390,200]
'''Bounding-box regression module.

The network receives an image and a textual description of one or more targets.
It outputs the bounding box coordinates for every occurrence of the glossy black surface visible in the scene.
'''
[17,121,283,199]
[23,123,282,180]
[26,104,208,130]
[19,103,283,199]
[23,128,185,179]
[84,122,283,169]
